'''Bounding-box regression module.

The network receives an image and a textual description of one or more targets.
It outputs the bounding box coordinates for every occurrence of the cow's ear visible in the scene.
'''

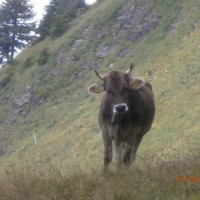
[88,84,105,94]
[129,77,145,90]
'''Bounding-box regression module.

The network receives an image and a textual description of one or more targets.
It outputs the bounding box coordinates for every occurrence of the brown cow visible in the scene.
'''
[88,65,155,170]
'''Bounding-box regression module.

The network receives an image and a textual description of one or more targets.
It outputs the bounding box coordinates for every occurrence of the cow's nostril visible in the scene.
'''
[116,105,126,112]
[114,103,128,113]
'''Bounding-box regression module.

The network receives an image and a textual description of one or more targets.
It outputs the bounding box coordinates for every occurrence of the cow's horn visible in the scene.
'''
[126,63,135,74]
[94,69,105,81]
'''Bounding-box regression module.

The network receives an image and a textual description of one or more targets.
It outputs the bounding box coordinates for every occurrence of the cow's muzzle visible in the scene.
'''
[111,103,128,124]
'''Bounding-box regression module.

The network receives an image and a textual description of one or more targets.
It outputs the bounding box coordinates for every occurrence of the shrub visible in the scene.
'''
[37,47,49,65]
[23,57,34,69]
[0,66,14,88]
[0,74,12,88]
[51,15,68,39]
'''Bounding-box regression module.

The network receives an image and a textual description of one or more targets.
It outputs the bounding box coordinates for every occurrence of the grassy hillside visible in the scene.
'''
[1,0,200,198]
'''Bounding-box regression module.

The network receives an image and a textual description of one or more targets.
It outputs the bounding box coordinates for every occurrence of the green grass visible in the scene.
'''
[1,0,200,198]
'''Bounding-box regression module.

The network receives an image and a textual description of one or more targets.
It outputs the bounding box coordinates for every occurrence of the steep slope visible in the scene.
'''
[0,0,200,173]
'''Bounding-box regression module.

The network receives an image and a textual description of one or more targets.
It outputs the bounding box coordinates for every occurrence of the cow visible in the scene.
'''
[88,65,155,170]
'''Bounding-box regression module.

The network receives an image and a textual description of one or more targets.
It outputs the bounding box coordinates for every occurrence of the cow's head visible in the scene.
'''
[88,64,145,123]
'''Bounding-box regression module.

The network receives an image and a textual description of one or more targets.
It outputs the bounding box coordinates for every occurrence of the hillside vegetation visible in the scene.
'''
[1,0,200,199]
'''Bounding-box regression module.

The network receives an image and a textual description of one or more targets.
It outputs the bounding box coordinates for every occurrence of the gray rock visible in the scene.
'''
[0,147,4,156]
[12,86,42,115]
[119,47,133,58]
[143,19,159,32]
[96,44,117,58]
[57,51,71,65]
[116,29,128,40]
[168,8,184,33]
[50,68,60,77]
[71,39,85,51]
[84,25,94,35]
[87,62,100,69]
[96,27,108,39]
[129,30,144,41]
[14,93,31,108]
[110,0,159,42]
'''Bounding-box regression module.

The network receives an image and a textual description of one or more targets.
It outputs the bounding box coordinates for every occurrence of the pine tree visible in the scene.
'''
[51,14,67,38]
[37,0,86,40]
[0,0,36,64]
[0,25,10,63]
[37,0,61,40]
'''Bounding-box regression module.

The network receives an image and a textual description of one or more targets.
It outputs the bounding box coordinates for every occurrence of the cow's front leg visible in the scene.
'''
[123,128,142,167]
[114,141,123,168]
[122,142,133,167]
[102,130,113,170]
[131,135,143,165]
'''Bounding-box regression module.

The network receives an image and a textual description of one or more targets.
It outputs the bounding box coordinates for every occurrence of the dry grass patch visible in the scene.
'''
[1,154,200,200]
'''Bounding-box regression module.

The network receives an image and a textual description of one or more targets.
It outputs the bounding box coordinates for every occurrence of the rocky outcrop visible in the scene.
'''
[55,0,161,70]
[119,47,133,58]
[96,27,108,39]
[96,44,117,58]
[168,8,184,33]
[112,0,160,41]
[12,86,42,116]
[0,129,12,156]
[0,148,4,156]
[71,39,86,51]
[83,25,94,36]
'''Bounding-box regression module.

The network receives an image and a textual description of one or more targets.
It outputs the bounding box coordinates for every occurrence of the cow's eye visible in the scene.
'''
[107,89,115,96]
[122,87,128,95]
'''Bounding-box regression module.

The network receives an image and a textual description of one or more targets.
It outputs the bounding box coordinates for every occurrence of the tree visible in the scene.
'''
[51,14,67,38]
[36,0,62,40]
[0,25,10,63]
[0,0,36,64]
[37,0,86,40]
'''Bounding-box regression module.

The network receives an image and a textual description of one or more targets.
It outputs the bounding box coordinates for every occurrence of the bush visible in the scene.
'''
[0,74,12,88]
[37,47,49,65]
[51,15,68,39]
[0,66,14,88]
[23,57,34,69]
